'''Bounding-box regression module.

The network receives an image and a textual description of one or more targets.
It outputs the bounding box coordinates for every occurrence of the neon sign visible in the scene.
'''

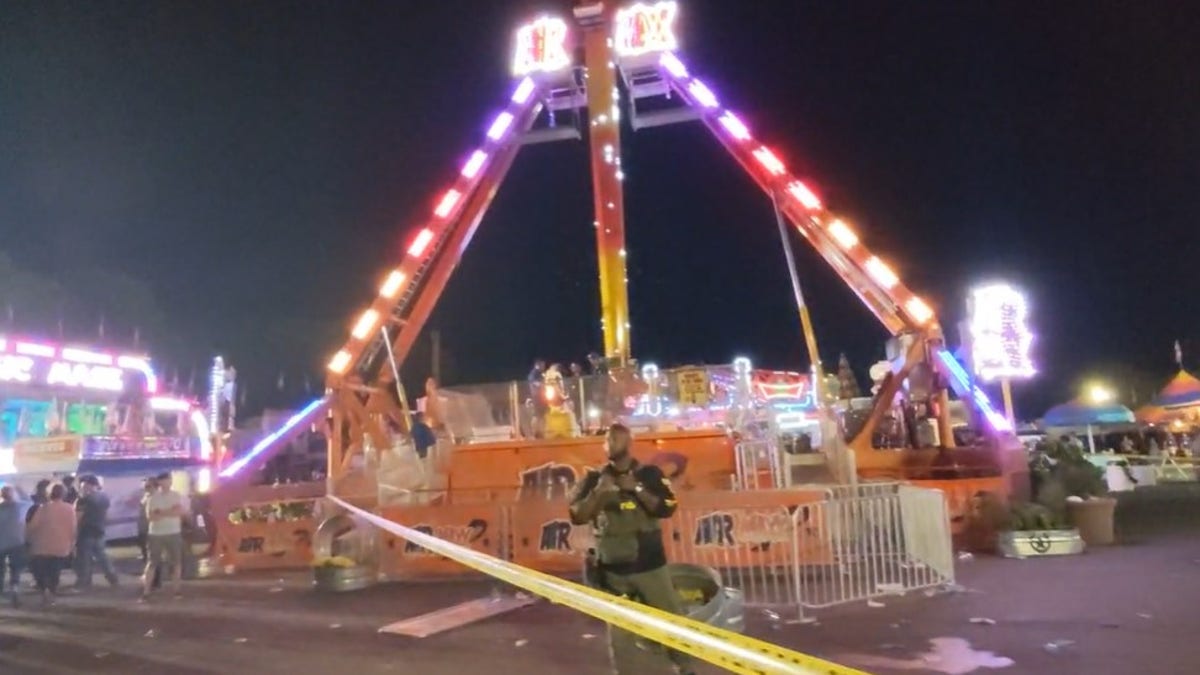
[512,16,571,76]
[0,339,158,393]
[46,361,124,391]
[614,1,679,58]
[969,284,1035,382]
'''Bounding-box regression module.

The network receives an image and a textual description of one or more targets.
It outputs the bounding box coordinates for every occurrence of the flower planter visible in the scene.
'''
[313,564,375,593]
[997,529,1085,558]
[1067,497,1117,546]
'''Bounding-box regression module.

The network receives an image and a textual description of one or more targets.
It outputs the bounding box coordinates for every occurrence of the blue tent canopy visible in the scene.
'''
[1042,400,1136,427]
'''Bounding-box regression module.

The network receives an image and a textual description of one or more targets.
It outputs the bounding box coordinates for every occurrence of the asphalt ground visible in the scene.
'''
[0,485,1196,675]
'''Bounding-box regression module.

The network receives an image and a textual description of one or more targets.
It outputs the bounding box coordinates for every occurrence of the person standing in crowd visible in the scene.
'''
[61,475,79,505]
[25,479,51,524]
[74,476,119,589]
[142,473,186,601]
[568,424,694,675]
[137,477,155,563]
[411,412,437,481]
[27,484,76,606]
[0,486,26,607]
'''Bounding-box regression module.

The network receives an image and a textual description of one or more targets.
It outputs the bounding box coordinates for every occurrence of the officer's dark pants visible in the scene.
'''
[604,565,693,674]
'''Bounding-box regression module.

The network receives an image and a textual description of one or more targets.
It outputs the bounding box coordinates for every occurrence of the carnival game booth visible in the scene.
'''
[0,335,213,539]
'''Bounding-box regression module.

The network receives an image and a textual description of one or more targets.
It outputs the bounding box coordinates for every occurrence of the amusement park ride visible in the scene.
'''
[218,1,1026,506]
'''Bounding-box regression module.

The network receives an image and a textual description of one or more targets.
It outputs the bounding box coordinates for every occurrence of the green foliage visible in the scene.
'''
[1030,438,1108,502]
[1004,438,1109,530]
[1009,502,1066,531]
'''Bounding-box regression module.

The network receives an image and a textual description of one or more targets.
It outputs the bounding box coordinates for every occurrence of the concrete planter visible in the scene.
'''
[997,529,1085,558]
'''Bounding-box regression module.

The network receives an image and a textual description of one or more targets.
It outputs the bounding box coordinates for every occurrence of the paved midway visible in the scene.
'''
[0,488,1196,674]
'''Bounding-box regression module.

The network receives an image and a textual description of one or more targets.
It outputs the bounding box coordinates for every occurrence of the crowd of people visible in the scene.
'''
[0,472,188,607]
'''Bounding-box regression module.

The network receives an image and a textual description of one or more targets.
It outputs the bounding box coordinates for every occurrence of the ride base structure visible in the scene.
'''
[215,1,1027,578]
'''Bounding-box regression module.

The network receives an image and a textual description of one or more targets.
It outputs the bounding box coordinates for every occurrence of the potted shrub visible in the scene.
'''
[1031,439,1117,546]
[996,500,1085,558]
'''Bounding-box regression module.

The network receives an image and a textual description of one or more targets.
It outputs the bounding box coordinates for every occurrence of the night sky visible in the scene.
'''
[2,1,1198,418]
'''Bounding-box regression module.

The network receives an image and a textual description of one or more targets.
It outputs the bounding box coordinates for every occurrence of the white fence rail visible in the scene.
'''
[792,485,954,611]
[662,485,954,616]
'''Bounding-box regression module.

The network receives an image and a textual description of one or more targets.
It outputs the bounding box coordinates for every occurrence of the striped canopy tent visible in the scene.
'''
[1138,370,1200,426]
[1153,370,1200,409]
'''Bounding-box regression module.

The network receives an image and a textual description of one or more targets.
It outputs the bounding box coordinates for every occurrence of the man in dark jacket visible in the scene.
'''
[74,476,118,588]
[0,486,25,606]
[568,424,694,675]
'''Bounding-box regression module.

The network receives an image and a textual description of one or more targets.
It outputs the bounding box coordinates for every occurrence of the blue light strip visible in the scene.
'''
[935,349,1012,432]
[218,397,328,478]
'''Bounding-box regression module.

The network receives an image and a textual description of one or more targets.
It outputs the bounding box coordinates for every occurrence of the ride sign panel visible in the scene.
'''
[512,16,571,76]
[13,435,83,474]
[0,353,125,392]
[613,1,679,58]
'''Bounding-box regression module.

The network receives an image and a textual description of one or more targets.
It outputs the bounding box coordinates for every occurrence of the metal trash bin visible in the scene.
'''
[311,512,377,592]
[667,563,745,634]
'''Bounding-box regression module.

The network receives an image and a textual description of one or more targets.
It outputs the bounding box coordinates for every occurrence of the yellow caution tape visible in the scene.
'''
[331,497,868,675]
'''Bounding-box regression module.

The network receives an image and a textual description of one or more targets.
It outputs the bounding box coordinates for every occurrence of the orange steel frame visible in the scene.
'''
[582,5,633,367]
[311,2,1020,495]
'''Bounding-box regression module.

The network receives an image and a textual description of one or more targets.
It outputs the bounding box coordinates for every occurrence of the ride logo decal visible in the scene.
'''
[518,462,579,497]
[691,509,792,550]
[536,518,594,556]
[401,519,489,556]
[236,527,312,559]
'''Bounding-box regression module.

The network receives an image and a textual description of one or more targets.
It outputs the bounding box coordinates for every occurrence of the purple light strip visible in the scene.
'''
[219,397,328,478]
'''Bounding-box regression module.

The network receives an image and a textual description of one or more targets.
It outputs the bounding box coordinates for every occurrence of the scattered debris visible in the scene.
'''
[143,629,156,638]
[867,600,886,608]
[329,623,342,630]
[1137,613,1153,620]
[762,609,781,621]
[877,583,906,595]
[957,552,975,562]
[514,639,529,648]
[93,651,110,659]
[1043,640,1075,654]
[379,594,538,638]
[268,587,284,593]
[926,582,975,598]
[969,617,997,626]
[786,617,819,626]
[234,637,249,644]
[838,637,1014,674]
[581,633,596,640]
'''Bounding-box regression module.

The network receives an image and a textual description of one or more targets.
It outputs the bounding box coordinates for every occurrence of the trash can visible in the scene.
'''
[666,563,745,634]
[311,512,377,592]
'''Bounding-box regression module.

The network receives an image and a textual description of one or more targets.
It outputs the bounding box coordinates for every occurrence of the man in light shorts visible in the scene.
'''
[141,473,186,601]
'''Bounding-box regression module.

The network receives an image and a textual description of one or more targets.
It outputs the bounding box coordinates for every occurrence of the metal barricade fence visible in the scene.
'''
[320,484,954,614]
[792,486,954,611]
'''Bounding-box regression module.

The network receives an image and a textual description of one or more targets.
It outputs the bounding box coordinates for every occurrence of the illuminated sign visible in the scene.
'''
[82,435,192,461]
[614,1,679,58]
[969,284,1035,382]
[14,435,82,473]
[512,16,571,76]
[0,353,126,392]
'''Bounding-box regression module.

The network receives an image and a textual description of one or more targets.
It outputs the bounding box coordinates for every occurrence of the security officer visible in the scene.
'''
[569,423,695,675]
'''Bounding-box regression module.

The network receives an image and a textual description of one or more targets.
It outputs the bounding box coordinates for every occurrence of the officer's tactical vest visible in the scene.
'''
[593,465,659,566]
